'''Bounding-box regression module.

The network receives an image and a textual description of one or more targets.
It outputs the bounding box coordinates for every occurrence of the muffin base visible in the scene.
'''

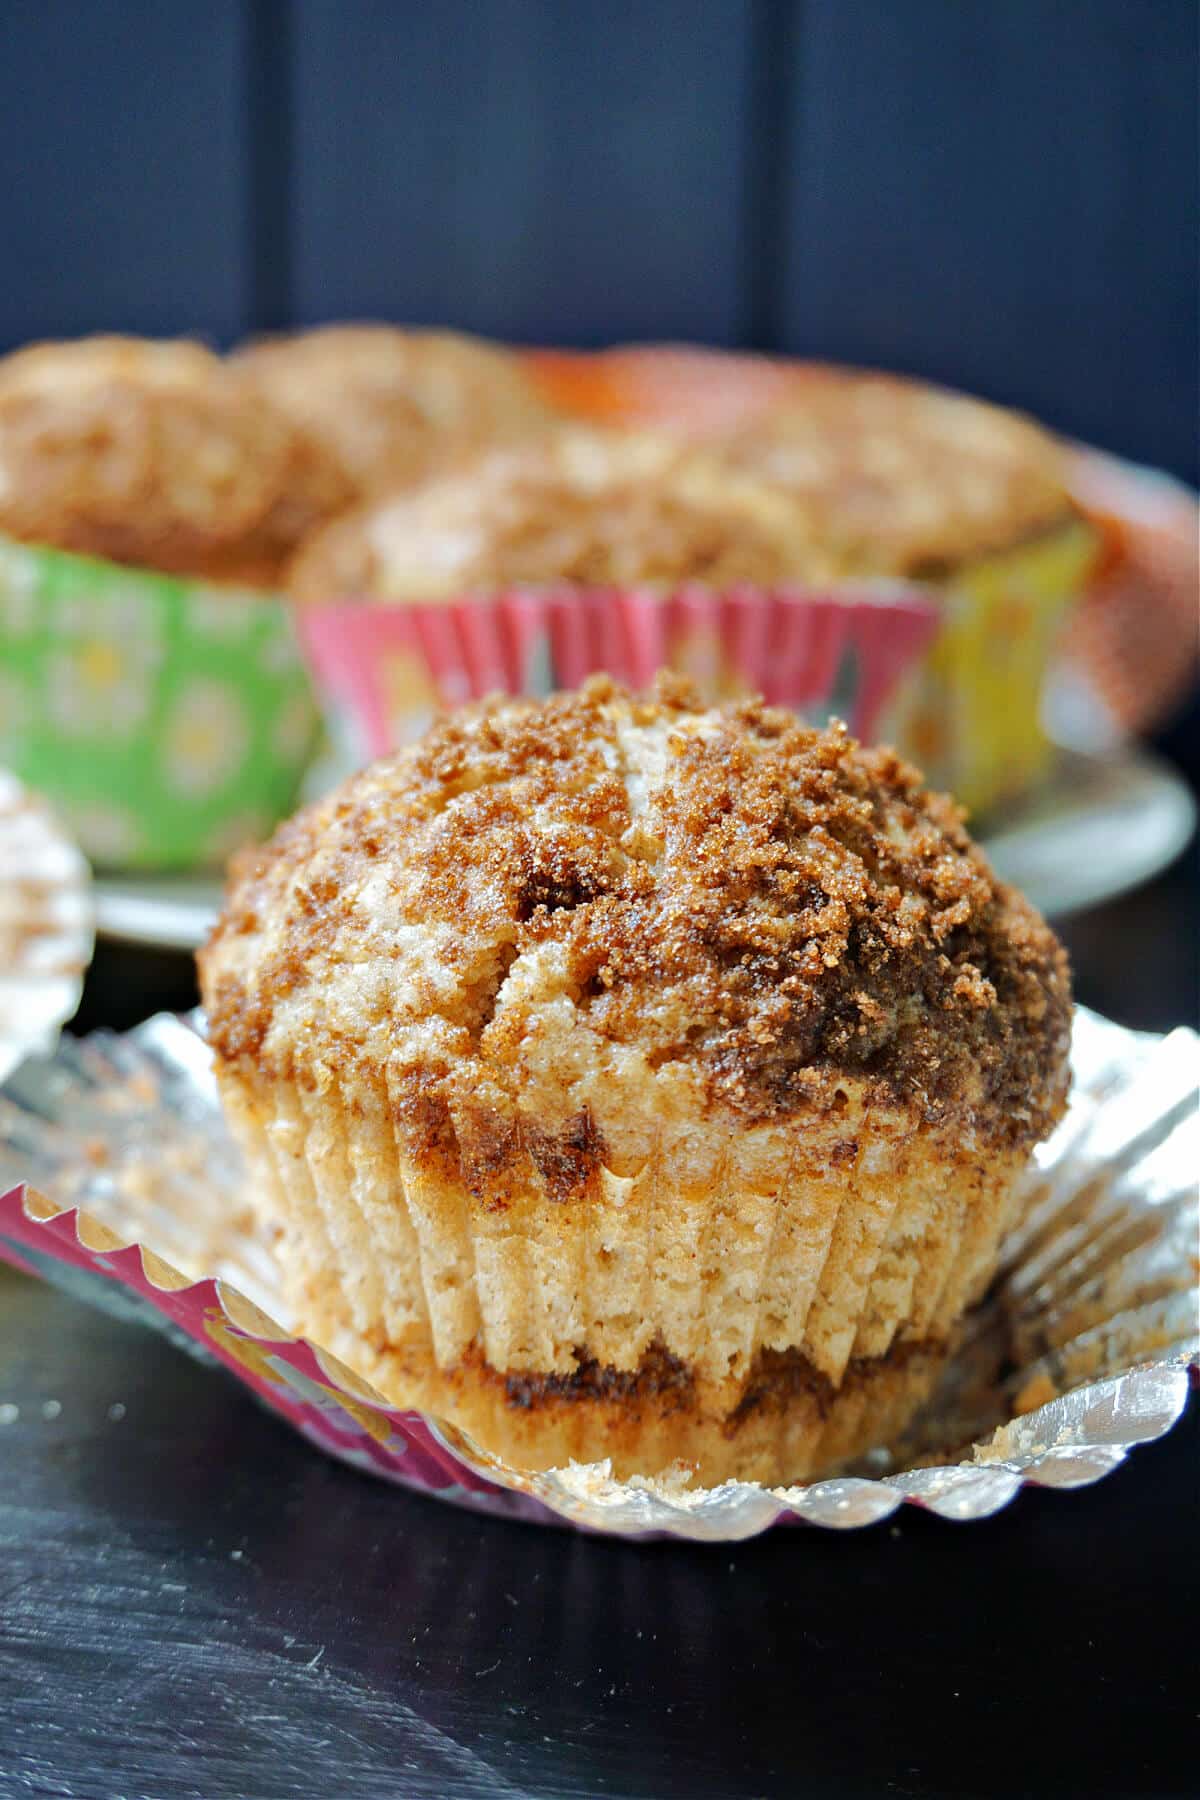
[218,1059,1034,1485]
[298,1291,950,1486]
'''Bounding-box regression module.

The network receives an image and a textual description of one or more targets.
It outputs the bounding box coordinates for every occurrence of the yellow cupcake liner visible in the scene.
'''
[879,521,1099,816]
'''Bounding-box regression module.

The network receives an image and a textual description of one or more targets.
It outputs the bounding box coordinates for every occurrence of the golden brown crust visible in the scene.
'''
[715,369,1074,576]
[232,324,557,501]
[285,425,825,602]
[0,335,349,578]
[201,674,1071,1148]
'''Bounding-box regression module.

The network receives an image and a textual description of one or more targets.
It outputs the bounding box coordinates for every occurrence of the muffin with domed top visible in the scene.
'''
[285,425,823,602]
[199,676,1071,1485]
[0,334,351,582]
[232,324,558,504]
[714,367,1076,579]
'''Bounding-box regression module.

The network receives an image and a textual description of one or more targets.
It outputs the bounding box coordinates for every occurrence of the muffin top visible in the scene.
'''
[0,335,349,580]
[202,677,1071,1154]
[286,427,823,602]
[715,371,1074,576]
[232,324,557,498]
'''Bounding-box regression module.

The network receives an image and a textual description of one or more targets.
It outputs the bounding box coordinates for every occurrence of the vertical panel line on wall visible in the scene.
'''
[245,0,294,334]
[739,0,801,353]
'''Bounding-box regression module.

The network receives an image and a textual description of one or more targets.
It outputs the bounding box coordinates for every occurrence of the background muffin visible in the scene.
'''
[0,336,328,869]
[200,676,1072,1485]
[232,324,558,502]
[286,425,822,602]
[0,335,348,582]
[488,355,1097,815]
[713,369,1075,578]
[703,370,1098,813]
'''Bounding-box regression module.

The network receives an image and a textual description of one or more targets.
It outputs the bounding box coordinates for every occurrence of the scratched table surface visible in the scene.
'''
[2,849,1197,1800]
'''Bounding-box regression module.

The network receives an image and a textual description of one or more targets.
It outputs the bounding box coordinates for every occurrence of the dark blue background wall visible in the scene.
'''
[1,0,1196,485]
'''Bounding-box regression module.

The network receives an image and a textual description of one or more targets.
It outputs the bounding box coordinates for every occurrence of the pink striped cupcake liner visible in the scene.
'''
[295,585,937,768]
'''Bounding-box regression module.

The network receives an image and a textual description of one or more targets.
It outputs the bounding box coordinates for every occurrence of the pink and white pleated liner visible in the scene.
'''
[295,585,937,765]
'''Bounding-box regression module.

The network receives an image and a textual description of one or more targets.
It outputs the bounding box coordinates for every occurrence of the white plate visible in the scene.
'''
[93,745,1195,952]
[983,746,1195,917]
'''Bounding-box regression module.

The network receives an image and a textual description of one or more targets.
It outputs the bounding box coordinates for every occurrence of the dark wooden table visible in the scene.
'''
[3,848,1197,1800]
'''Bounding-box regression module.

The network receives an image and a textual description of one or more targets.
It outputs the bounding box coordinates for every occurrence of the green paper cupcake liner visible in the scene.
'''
[0,536,320,871]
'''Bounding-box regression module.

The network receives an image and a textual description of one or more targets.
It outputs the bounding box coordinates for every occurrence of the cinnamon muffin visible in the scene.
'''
[200,676,1072,1486]
[714,370,1074,578]
[0,335,350,581]
[231,325,557,500]
[287,427,821,603]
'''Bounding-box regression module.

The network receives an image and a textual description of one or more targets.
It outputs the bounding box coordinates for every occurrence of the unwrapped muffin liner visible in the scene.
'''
[0,770,93,1082]
[0,534,321,871]
[295,585,938,773]
[0,1006,1194,1539]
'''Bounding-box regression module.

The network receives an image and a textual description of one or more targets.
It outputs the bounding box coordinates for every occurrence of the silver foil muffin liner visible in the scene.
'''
[0,769,93,1082]
[0,1006,1195,1539]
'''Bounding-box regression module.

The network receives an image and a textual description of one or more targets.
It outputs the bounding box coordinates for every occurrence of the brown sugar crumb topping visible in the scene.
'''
[201,675,1071,1147]
[0,334,350,577]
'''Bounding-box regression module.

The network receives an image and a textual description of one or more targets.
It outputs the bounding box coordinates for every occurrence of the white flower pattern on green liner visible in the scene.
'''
[272,689,320,765]
[52,589,168,666]
[164,679,253,799]
[45,638,160,737]
[0,533,319,870]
